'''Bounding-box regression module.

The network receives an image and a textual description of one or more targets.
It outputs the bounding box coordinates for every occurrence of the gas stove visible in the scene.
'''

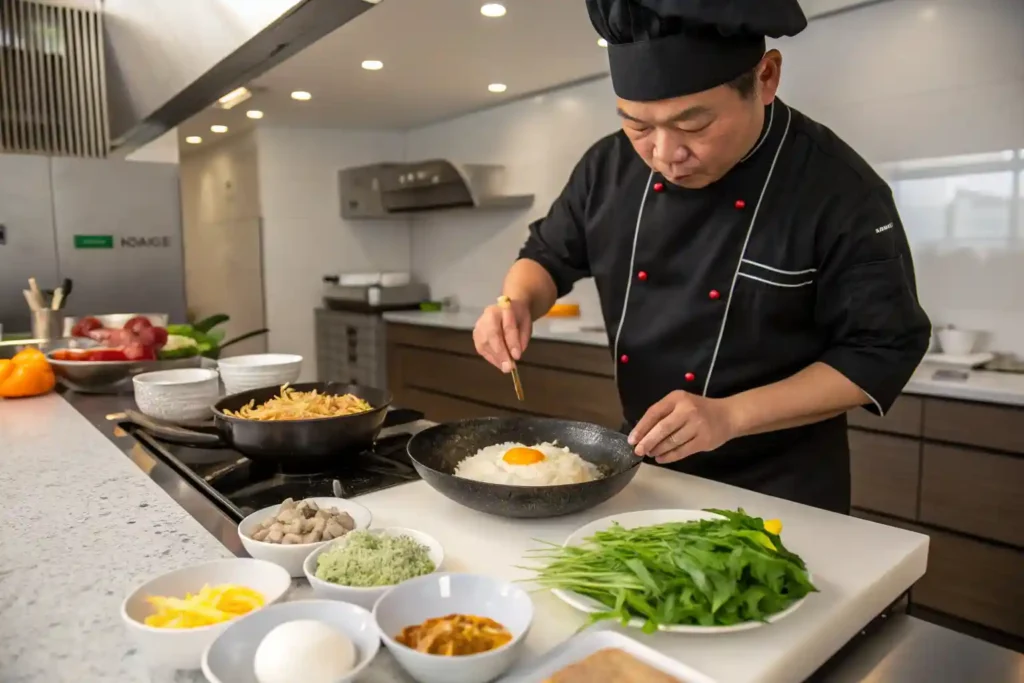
[124,408,427,521]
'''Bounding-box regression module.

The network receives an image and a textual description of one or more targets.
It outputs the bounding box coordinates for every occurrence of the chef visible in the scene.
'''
[472,0,931,513]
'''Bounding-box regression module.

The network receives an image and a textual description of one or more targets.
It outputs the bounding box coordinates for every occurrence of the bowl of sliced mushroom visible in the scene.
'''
[238,497,372,577]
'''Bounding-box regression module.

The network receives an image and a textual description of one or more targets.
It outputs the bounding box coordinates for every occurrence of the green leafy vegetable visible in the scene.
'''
[524,508,816,632]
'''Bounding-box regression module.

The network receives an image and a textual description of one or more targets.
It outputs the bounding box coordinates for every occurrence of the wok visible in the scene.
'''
[406,416,641,519]
[123,382,393,471]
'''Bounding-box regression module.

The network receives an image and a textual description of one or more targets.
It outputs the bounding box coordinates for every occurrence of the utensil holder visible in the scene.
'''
[31,310,61,341]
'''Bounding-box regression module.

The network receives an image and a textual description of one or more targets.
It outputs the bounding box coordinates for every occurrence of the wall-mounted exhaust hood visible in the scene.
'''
[338,160,535,219]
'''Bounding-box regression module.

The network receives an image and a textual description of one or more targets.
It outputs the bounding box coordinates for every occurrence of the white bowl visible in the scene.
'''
[120,558,292,671]
[936,328,980,356]
[202,599,380,683]
[303,527,444,609]
[133,368,221,423]
[216,353,302,395]
[238,497,373,577]
[373,573,534,683]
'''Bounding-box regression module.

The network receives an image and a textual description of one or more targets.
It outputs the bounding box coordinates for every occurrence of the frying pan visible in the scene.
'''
[124,382,392,471]
[406,416,641,519]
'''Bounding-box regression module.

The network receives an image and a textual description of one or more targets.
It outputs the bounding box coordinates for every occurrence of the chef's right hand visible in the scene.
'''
[473,298,532,373]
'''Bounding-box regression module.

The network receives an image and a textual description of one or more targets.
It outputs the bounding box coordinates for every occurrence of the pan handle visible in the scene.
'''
[122,409,223,446]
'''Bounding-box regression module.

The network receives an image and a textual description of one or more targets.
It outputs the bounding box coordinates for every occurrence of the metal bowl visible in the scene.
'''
[61,313,169,338]
[47,349,202,394]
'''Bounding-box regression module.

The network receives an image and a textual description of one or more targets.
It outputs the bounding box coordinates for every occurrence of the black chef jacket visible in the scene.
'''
[519,100,931,513]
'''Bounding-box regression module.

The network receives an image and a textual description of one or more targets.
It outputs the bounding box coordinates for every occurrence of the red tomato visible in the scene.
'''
[51,349,90,361]
[86,348,129,362]
[70,316,103,338]
[123,316,153,335]
[122,342,156,361]
[134,326,167,350]
[149,326,169,350]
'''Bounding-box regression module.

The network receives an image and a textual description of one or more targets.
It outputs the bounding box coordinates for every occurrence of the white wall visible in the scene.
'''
[405,0,1024,354]
[405,78,619,324]
[125,129,181,164]
[179,131,268,356]
[256,127,410,379]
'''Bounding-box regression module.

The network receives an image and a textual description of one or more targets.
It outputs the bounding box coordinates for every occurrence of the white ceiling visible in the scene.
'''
[175,0,882,152]
[177,0,608,150]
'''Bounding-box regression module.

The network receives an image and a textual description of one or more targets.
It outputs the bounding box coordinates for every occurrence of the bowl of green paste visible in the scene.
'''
[303,528,444,609]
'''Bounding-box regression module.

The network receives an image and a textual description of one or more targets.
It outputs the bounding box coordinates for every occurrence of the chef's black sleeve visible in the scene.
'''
[517,156,592,298]
[815,185,931,416]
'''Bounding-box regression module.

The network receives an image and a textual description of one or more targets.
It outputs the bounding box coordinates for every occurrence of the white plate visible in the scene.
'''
[499,628,717,683]
[922,352,994,369]
[550,509,812,634]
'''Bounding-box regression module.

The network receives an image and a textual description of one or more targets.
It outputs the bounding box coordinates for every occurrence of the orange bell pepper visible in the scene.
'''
[0,348,56,398]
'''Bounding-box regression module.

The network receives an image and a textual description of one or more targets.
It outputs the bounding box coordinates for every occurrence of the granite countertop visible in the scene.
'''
[381,310,1024,408]
[0,394,233,682]
[0,393,416,683]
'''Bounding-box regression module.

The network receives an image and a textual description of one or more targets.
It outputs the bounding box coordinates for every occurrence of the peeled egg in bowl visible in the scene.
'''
[254,619,356,683]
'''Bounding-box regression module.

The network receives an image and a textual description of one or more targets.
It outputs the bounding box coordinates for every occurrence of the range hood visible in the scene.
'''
[338,160,535,219]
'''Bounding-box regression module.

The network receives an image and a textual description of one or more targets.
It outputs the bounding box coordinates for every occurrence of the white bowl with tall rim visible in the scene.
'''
[216,353,302,395]
[120,558,292,671]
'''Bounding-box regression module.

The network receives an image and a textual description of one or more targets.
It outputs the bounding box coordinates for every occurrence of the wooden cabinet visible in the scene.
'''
[849,431,920,519]
[923,399,1024,453]
[847,395,923,436]
[386,323,622,428]
[919,443,1024,548]
[913,530,1024,638]
[849,394,1024,643]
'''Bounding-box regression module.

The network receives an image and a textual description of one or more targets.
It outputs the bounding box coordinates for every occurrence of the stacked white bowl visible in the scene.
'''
[217,354,302,395]
[133,368,221,423]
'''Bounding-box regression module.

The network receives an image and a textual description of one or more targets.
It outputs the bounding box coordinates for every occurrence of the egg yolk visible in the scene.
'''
[502,447,546,465]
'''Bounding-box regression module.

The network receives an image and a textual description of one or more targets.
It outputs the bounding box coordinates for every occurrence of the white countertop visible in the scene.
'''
[360,471,928,683]
[1,393,929,683]
[382,309,609,347]
[382,310,1024,408]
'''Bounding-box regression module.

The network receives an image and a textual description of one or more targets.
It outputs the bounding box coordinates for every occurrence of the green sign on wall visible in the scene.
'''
[74,234,114,249]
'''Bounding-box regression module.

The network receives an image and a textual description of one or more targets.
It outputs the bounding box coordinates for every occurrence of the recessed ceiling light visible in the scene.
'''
[210,124,228,133]
[481,3,506,17]
[361,60,383,71]
[216,86,252,109]
[185,136,202,144]
[291,90,312,101]
[597,38,608,47]
[246,110,264,119]
[488,83,507,93]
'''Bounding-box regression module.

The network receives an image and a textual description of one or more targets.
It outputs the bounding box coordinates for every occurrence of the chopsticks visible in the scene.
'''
[496,295,525,402]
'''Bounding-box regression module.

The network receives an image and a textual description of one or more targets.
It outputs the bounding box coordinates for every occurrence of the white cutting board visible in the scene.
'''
[356,465,929,683]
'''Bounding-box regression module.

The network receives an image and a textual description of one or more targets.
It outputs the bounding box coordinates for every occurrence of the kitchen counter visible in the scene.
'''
[382,310,1024,408]
[2,392,1022,682]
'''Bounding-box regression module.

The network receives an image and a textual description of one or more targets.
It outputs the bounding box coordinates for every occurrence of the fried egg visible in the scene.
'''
[454,442,601,486]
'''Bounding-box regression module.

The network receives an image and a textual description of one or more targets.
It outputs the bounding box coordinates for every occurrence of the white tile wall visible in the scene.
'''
[404,0,1024,354]
[255,127,410,379]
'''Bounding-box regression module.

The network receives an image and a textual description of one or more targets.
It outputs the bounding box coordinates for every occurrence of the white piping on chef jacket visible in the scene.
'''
[703,104,793,397]
[612,168,655,386]
[741,258,816,275]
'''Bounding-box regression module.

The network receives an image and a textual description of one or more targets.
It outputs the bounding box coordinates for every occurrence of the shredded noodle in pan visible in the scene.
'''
[222,384,373,421]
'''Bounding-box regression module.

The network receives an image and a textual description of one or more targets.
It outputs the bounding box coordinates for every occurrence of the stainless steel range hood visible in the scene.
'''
[103,0,378,153]
[338,160,534,219]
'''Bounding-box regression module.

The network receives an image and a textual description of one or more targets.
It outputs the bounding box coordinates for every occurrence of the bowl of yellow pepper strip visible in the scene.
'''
[121,558,291,670]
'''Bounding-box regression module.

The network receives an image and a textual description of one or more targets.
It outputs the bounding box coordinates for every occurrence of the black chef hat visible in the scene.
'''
[587,0,807,102]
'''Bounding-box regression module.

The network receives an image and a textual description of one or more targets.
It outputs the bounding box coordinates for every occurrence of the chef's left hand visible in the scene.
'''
[628,391,737,464]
